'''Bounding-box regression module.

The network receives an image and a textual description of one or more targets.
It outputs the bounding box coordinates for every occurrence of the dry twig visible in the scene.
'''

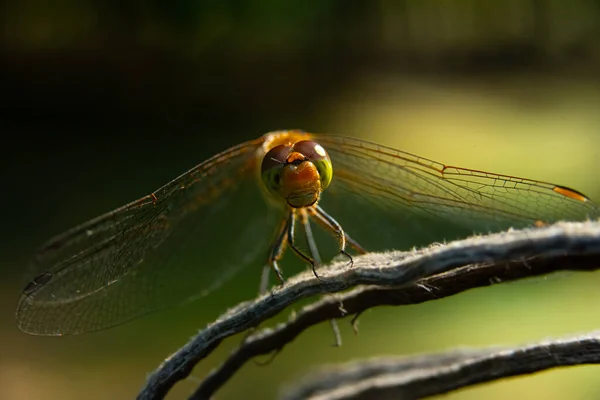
[137,221,600,400]
[281,332,600,400]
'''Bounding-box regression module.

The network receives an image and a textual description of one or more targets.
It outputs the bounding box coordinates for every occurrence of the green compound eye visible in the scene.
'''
[261,165,283,197]
[261,144,291,198]
[312,157,332,189]
[293,141,333,190]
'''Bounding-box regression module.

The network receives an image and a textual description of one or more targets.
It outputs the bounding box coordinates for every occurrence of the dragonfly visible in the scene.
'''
[16,130,599,336]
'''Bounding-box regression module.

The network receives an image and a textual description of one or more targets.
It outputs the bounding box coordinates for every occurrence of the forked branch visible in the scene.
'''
[137,221,600,400]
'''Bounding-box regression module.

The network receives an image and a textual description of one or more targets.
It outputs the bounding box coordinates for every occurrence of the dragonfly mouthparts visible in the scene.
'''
[286,188,319,208]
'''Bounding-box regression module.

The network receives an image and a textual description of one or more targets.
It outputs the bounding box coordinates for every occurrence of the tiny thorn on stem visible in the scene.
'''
[351,312,363,335]
[251,348,281,367]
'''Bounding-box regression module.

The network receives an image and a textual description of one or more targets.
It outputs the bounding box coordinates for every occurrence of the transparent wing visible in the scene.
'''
[16,137,279,335]
[315,135,599,251]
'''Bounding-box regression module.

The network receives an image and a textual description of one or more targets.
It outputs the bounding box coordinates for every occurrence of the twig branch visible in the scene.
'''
[281,332,600,400]
[191,246,599,398]
[137,221,600,400]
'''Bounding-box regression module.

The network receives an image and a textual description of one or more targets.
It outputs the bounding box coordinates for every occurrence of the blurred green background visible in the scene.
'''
[2,1,600,399]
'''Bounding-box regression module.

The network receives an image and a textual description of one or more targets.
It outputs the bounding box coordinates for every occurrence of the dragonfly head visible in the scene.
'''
[261,140,333,208]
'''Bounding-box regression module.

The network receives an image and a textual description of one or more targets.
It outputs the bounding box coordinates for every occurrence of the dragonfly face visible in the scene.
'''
[15,129,599,335]
[260,140,333,208]
[258,135,359,291]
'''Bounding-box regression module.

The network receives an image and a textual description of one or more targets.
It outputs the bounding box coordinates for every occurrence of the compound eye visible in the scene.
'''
[261,144,292,197]
[292,141,333,189]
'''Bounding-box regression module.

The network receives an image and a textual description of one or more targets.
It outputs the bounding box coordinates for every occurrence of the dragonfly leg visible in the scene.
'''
[299,208,322,265]
[261,213,290,294]
[310,205,366,266]
[300,208,343,345]
[309,206,366,255]
[288,209,321,281]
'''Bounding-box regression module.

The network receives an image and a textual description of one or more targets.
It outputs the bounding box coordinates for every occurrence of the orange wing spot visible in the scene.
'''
[553,186,588,202]
[534,220,548,228]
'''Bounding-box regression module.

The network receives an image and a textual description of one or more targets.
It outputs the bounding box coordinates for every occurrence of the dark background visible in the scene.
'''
[2,1,600,399]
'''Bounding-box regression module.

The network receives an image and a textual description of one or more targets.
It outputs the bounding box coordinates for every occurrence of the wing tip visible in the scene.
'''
[21,271,53,296]
[553,185,591,203]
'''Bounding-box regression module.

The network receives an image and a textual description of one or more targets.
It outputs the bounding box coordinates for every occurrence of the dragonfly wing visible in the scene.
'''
[16,138,278,335]
[315,135,599,250]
